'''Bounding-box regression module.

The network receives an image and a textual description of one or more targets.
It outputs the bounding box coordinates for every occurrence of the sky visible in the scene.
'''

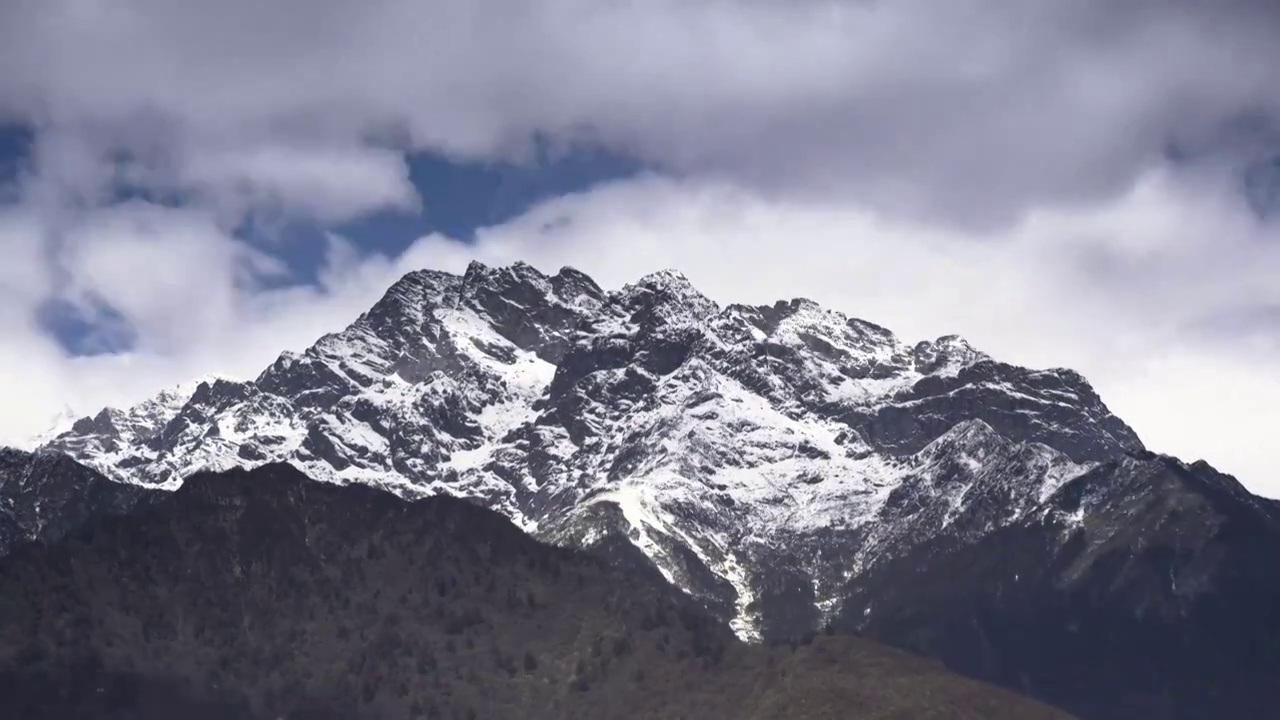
[1,0,1279,496]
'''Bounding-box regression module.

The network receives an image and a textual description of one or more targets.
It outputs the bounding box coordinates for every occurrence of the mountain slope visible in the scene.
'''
[836,452,1280,719]
[0,448,154,557]
[39,262,1140,637]
[33,261,1280,717]
[0,463,1070,720]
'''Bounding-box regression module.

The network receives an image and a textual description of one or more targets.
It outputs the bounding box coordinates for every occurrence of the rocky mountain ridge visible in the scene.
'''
[39,261,1143,640]
[26,261,1280,717]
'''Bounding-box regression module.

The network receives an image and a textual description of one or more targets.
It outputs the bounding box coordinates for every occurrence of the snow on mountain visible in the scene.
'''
[39,261,1144,639]
[38,374,238,490]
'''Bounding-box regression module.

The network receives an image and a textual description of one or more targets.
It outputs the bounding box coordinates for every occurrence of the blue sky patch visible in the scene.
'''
[254,144,645,289]
[17,135,644,356]
[1244,156,1280,221]
[0,124,35,202]
[35,295,138,357]
[345,144,644,247]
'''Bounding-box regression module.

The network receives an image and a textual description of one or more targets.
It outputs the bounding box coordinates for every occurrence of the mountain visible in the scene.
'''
[33,261,1280,717]
[37,376,226,485]
[0,448,155,557]
[0,463,1070,720]
[38,262,1140,632]
[836,452,1280,719]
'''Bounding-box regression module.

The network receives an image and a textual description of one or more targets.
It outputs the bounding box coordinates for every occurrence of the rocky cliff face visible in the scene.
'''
[30,261,1280,718]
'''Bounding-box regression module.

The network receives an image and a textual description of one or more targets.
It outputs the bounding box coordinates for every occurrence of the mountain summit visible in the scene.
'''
[35,262,1280,718]
[41,261,1138,634]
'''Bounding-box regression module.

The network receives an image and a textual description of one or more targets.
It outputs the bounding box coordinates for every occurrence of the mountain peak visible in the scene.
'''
[550,265,606,309]
[618,269,720,327]
[463,258,493,277]
[38,261,1157,648]
[635,267,694,287]
[17,263,1280,719]
[358,267,462,336]
[913,334,988,375]
[461,259,554,291]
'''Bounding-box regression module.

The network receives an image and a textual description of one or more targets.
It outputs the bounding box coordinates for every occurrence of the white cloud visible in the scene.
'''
[0,212,54,313]
[4,0,1280,222]
[179,143,419,223]
[1,170,1278,497]
[57,203,257,352]
[0,0,1279,500]
[409,172,1280,497]
[0,204,465,448]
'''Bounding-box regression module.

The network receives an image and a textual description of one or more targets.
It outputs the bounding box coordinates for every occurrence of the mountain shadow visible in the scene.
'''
[0,463,1068,720]
[835,452,1280,720]
[0,448,155,557]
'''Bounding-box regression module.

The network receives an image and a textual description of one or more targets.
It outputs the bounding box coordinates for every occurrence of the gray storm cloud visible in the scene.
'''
[2,0,1279,223]
[0,0,1279,494]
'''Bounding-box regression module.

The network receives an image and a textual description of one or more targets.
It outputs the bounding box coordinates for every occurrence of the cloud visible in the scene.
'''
[177,143,419,224]
[0,0,1279,498]
[0,204,456,446]
[4,0,1280,223]
[1,168,1278,497]
[56,202,271,353]
[411,172,1280,497]
[0,211,54,313]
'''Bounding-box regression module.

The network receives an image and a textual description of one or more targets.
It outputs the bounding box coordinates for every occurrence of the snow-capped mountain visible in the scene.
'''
[39,375,229,461]
[38,261,1139,637]
[27,261,1280,718]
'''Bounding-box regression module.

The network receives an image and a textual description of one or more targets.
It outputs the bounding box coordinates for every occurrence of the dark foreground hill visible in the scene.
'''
[0,448,152,556]
[836,453,1280,720]
[0,463,1068,720]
